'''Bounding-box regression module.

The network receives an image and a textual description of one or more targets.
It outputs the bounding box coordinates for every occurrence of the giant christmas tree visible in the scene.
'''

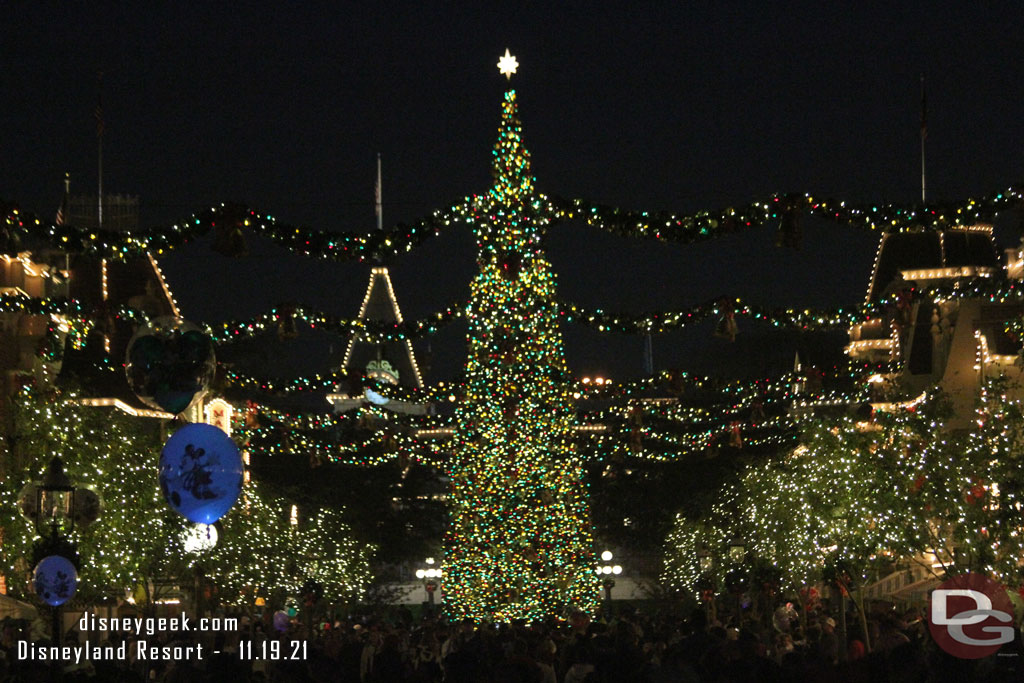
[444,76,599,622]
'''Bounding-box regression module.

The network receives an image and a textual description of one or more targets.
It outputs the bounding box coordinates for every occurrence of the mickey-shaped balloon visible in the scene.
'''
[159,423,243,525]
[125,317,216,415]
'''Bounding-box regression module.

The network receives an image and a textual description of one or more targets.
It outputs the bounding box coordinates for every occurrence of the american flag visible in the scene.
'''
[55,173,69,225]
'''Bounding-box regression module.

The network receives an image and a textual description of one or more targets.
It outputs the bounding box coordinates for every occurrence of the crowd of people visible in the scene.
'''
[0,601,1021,682]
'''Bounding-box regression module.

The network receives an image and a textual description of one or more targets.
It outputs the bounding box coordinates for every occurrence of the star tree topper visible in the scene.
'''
[497,49,519,80]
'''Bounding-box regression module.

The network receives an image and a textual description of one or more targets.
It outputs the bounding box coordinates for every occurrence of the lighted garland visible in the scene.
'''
[549,186,1022,243]
[230,358,884,466]
[7,183,1023,264]
[224,370,344,395]
[3,278,1020,369]
[245,401,445,433]
[353,378,466,404]
[240,407,449,467]
[587,408,801,460]
[0,292,84,316]
[3,202,469,261]
[585,423,800,463]
[207,301,465,345]
[559,298,880,334]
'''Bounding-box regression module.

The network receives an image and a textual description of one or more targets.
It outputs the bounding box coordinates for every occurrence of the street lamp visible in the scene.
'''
[415,557,442,611]
[728,538,745,564]
[26,456,89,648]
[698,546,713,572]
[37,457,76,533]
[597,550,622,614]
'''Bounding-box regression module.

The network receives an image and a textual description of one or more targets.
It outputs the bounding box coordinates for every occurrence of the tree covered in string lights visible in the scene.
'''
[904,379,1024,583]
[205,484,373,606]
[664,385,1024,597]
[444,89,598,622]
[0,387,372,605]
[0,387,184,601]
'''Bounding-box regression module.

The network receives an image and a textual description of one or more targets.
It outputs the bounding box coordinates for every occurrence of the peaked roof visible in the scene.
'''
[340,266,424,388]
[864,226,998,303]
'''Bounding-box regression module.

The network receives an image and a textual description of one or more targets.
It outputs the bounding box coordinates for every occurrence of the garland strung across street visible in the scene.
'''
[558,298,878,334]
[0,293,84,316]
[2,202,467,261]
[548,188,1021,244]
[232,355,884,468]
[223,370,344,395]
[5,187,1022,261]
[239,409,450,467]
[204,300,466,344]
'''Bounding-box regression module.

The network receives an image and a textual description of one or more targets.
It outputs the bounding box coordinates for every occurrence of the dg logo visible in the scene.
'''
[928,573,1015,659]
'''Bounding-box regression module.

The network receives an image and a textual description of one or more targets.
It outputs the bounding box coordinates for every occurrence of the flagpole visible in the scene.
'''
[56,172,70,226]
[375,152,383,232]
[643,332,653,376]
[97,71,104,229]
[920,74,926,204]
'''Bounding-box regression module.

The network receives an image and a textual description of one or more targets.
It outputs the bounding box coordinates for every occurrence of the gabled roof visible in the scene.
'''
[865,227,997,303]
[340,266,424,388]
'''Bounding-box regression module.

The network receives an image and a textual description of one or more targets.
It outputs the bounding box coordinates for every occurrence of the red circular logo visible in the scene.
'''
[928,573,1015,659]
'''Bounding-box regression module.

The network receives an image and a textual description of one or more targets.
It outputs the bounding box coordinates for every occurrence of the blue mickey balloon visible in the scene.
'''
[34,555,77,607]
[159,423,243,525]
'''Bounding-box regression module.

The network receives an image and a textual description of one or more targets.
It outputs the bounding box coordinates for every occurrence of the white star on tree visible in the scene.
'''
[497,49,519,80]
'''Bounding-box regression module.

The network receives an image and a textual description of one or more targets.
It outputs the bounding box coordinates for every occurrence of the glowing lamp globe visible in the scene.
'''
[16,483,39,521]
[159,423,243,524]
[33,555,77,607]
[72,488,102,529]
[182,523,219,554]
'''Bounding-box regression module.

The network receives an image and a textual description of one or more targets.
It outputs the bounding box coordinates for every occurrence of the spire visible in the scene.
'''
[338,266,423,388]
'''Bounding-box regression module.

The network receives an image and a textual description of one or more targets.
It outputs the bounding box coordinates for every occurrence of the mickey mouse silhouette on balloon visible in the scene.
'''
[169,443,219,504]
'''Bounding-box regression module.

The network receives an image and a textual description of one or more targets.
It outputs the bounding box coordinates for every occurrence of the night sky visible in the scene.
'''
[5,3,1024,385]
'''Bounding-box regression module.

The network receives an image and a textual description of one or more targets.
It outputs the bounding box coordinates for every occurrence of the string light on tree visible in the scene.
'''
[444,54,598,622]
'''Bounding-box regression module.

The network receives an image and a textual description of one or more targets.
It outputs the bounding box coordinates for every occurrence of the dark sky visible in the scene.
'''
[4,3,1024,385]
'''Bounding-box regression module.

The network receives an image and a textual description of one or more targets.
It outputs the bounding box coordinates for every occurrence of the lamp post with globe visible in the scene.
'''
[597,550,622,617]
[20,456,97,647]
[415,557,442,614]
